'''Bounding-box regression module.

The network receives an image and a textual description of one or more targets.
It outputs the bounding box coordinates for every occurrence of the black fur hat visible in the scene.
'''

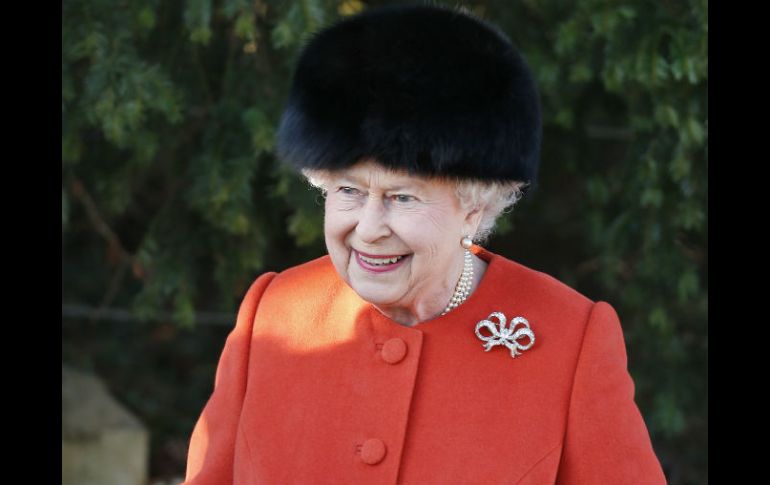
[275,4,542,191]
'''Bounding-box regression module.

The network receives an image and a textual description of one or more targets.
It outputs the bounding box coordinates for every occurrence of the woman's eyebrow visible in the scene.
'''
[335,174,425,191]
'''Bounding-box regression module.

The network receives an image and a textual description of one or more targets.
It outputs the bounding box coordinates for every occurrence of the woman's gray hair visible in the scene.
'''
[301,168,527,245]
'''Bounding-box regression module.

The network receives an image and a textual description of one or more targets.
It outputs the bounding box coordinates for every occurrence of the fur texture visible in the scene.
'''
[275,4,542,189]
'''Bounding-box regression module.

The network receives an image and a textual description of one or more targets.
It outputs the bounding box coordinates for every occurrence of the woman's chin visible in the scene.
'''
[349,280,402,306]
[345,254,410,299]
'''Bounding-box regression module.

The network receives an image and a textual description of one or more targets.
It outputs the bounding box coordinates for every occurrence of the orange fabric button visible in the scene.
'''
[360,438,387,465]
[381,338,407,364]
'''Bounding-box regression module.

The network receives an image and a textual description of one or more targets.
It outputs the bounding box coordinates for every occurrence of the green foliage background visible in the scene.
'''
[62,0,707,482]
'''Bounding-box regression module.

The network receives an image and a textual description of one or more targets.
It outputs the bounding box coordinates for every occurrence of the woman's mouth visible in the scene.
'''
[354,251,411,273]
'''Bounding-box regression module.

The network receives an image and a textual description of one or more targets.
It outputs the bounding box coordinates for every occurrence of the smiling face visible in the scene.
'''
[322,160,483,319]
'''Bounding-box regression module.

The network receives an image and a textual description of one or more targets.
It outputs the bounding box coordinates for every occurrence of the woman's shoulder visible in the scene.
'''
[248,254,341,297]
[274,253,336,281]
[482,248,596,311]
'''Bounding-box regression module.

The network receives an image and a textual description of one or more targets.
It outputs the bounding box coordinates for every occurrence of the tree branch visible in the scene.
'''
[67,175,139,322]
[62,303,233,326]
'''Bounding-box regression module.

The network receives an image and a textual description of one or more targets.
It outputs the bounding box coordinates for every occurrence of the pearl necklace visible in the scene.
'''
[441,249,474,315]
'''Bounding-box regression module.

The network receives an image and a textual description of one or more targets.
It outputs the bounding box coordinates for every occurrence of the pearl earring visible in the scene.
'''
[442,246,474,315]
[441,236,476,315]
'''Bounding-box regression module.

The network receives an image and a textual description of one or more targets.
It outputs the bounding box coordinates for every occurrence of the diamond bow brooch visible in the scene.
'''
[474,312,535,358]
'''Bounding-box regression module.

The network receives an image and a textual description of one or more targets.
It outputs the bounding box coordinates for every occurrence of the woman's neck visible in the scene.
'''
[372,254,488,327]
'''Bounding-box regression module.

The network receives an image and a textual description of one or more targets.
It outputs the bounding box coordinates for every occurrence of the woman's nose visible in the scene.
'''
[355,196,391,243]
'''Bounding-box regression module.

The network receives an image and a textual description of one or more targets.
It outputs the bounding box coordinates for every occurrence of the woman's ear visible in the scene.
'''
[463,206,484,239]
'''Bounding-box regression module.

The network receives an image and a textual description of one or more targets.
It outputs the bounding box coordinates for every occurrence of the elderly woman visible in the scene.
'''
[183,5,666,485]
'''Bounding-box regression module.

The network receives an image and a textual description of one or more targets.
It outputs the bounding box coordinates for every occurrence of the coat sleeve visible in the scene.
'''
[182,272,276,485]
[555,301,668,485]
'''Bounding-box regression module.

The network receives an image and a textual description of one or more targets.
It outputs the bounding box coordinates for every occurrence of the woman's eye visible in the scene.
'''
[393,194,416,203]
[338,186,360,196]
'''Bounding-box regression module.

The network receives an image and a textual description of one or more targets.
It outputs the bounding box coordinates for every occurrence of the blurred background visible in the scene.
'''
[62,0,707,484]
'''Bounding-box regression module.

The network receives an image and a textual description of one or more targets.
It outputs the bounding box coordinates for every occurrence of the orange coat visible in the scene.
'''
[184,247,667,484]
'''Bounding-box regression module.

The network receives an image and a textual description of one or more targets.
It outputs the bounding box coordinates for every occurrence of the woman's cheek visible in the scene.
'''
[419,208,456,233]
[328,197,360,213]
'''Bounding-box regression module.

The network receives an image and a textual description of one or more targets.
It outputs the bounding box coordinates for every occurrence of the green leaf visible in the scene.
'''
[137,6,156,32]
[185,0,213,45]
[640,187,663,209]
[554,18,579,56]
[685,117,706,147]
[655,104,680,128]
[62,131,83,164]
[677,269,699,303]
[568,62,593,83]
[685,57,698,84]
[243,107,275,155]
[586,176,610,205]
[235,12,256,41]
[338,0,365,16]
[669,152,691,182]
[654,55,669,82]
[174,289,196,328]
[288,208,324,247]
[222,0,248,19]
[271,18,295,50]
[648,305,671,335]
[617,6,637,20]
[676,202,705,231]
[653,391,687,437]
[554,108,574,130]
